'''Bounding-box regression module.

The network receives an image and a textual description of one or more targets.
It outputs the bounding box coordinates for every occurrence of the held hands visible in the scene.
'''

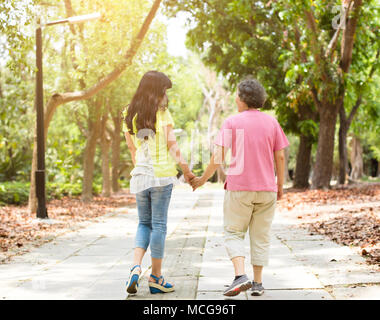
[189,175,207,191]
[183,170,195,184]
[183,170,207,191]
[189,176,205,191]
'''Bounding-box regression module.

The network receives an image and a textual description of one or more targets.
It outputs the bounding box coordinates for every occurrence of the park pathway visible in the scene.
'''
[0,186,379,300]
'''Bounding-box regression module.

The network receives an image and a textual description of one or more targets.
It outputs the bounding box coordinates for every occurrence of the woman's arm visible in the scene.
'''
[191,145,226,190]
[163,124,194,182]
[274,148,285,200]
[124,131,137,165]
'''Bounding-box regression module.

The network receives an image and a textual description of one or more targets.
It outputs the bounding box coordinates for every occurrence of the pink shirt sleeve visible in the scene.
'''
[214,118,232,149]
[273,120,289,151]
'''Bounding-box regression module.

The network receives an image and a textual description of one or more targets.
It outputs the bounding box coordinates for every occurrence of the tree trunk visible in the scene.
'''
[27,0,163,212]
[111,112,121,193]
[284,146,291,183]
[81,100,102,202]
[338,113,349,185]
[338,90,363,185]
[312,104,339,189]
[377,161,380,178]
[100,111,111,197]
[293,134,312,188]
[82,130,99,201]
[28,121,38,213]
[307,0,362,189]
[350,135,363,180]
[100,136,111,197]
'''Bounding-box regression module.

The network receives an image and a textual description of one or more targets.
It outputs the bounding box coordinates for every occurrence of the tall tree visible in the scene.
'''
[164,0,318,187]
[0,0,36,182]
[198,65,232,182]
[165,0,378,189]
[29,0,163,211]
[338,22,379,184]
[304,0,363,188]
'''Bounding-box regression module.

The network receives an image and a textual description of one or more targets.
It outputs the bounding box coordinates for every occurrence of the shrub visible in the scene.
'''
[0,181,103,205]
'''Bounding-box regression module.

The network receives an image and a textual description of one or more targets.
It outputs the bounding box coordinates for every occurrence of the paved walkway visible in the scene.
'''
[0,186,379,300]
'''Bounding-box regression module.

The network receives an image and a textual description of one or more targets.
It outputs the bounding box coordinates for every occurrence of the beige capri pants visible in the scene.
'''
[223,190,277,266]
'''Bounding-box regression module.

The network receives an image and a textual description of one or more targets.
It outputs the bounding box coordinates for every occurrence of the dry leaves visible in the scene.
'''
[0,190,136,263]
[307,211,380,266]
[278,183,380,268]
[281,183,380,209]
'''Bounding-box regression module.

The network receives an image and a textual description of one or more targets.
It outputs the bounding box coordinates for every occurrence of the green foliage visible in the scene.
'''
[298,120,319,140]
[164,0,312,135]
[47,181,101,199]
[0,180,102,205]
[352,74,380,161]
[0,181,30,205]
[0,57,35,182]
[1,0,191,188]
[1,0,378,199]
[0,0,36,72]
[167,55,203,131]
[164,0,379,175]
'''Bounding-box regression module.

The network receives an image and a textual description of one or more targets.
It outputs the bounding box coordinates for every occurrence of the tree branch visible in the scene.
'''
[43,0,162,137]
[294,25,308,63]
[310,85,322,113]
[304,9,322,66]
[105,124,114,138]
[346,47,379,126]
[326,0,353,59]
[347,95,362,126]
[340,0,363,73]
[74,111,88,137]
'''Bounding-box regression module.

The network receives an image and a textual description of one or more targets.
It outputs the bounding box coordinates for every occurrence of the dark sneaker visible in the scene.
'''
[223,275,252,297]
[251,281,264,296]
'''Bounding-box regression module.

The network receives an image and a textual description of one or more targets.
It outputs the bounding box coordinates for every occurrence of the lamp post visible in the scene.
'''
[35,13,101,219]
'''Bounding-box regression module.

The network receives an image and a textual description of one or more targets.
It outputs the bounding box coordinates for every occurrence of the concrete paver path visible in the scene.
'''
[1,187,379,300]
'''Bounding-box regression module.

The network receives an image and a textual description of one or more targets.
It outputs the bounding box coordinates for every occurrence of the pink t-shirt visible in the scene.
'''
[214,109,289,192]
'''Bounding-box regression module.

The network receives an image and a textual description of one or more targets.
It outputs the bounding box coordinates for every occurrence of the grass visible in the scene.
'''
[361,176,380,183]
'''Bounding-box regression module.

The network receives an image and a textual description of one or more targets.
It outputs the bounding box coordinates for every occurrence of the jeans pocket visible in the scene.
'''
[155,183,173,194]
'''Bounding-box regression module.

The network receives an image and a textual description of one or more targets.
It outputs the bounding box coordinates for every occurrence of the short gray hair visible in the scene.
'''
[237,79,267,109]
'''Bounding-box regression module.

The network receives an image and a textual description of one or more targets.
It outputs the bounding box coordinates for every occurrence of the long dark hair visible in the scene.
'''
[125,71,172,139]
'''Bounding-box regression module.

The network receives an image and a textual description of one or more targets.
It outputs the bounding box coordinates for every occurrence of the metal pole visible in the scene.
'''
[32,14,99,219]
[35,19,48,219]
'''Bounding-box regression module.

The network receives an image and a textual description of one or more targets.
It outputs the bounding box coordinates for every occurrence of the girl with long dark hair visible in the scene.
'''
[123,71,194,295]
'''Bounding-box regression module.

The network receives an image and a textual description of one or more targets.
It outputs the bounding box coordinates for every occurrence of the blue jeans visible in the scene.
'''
[134,184,173,259]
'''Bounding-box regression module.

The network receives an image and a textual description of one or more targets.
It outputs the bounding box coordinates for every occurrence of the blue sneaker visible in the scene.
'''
[126,265,141,294]
[148,274,175,294]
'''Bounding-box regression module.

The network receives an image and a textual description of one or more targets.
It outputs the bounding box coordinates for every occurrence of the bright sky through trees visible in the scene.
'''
[159,11,189,58]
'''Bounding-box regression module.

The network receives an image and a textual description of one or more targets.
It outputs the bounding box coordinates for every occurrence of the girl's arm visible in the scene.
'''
[124,131,136,165]
[163,124,194,182]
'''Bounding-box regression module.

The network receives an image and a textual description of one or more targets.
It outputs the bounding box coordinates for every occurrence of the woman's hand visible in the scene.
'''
[184,171,195,184]
[277,185,283,200]
[190,176,207,191]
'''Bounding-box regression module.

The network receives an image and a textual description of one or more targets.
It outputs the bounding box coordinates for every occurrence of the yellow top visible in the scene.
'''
[122,108,178,177]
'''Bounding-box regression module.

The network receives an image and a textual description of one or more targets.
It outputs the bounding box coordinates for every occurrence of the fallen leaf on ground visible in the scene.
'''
[0,190,136,263]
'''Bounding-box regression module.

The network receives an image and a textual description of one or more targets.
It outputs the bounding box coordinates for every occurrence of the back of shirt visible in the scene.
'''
[214,109,289,192]
[122,108,178,178]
